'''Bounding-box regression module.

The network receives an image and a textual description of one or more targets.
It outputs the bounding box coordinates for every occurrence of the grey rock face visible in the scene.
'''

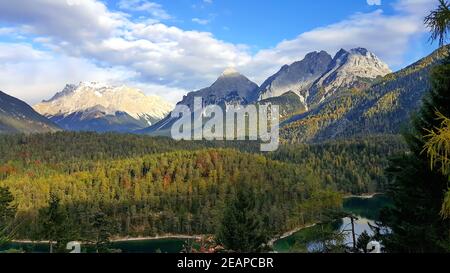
[177,68,260,109]
[258,51,333,103]
[140,69,260,135]
[307,48,391,105]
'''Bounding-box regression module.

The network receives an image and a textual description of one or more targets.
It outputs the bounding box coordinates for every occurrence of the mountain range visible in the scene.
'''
[280,46,448,142]
[33,82,173,133]
[143,47,395,136]
[137,68,261,135]
[0,46,447,142]
[257,48,391,108]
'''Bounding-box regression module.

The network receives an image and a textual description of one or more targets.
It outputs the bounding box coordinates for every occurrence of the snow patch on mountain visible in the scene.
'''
[34,82,173,125]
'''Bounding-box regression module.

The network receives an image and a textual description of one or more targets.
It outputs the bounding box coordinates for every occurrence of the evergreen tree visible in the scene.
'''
[0,187,16,246]
[88,211,114,253]
[425,0,450,46]
[423,112,450,218]
[0,134,401,242]
[39,194,74,253]
[423,0,450,219]
[356,231,372,253]
[380,52,450,252]
[216,180,268,253]
[379,1,450,253]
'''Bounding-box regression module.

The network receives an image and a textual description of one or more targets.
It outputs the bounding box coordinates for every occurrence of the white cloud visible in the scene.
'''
[127,82,187,105]
[117,0,171,20]
[192,18,210,25]
[367,0,382,6]
[393,0,435,15]
[0,27,14,35]
[0,42,187,105]
[0,43,48,63]
[0,0,249,92]
[0,0,440,105]
[0,0,124,43]
[0,43,137,104]
[240,0,437,83]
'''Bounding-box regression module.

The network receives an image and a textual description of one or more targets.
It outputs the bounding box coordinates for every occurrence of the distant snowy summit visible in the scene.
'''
[34,82,173,132]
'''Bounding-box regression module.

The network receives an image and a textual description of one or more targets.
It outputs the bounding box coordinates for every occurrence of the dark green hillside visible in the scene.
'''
[269,135,407,193]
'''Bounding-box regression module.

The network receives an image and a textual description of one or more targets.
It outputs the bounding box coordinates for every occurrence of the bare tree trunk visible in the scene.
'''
[350,217,357,252]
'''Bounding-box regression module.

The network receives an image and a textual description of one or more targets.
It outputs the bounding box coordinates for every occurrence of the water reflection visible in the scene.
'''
[274,194,392,253]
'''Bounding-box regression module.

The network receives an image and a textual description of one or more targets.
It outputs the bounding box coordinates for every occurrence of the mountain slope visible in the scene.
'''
[139,69,259,135]
[258,51,332,102]
[0,91,60,133]
[281,46,448,143]
[178,68,259,109]
[307,48,391,106]
[258,91,307,120]
[34,82,173,133]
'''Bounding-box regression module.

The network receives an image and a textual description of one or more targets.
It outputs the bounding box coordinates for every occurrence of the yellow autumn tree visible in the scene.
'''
[423,111,450,218]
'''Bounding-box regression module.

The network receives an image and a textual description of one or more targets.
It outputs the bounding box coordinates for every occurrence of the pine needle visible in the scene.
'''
[423,111,450,176]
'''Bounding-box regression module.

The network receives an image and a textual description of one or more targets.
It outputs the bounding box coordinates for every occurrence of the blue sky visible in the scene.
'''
[0,0,441,104]
[113,0,397,50]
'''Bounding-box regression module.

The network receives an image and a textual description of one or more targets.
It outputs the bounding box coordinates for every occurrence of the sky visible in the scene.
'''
[0,0,441,105]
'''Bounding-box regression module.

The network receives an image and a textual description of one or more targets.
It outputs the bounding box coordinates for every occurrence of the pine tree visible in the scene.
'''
[0,187,16,246]
[379,1,450,253]
[216,181,268,253]
[380,51,450,252]
[425,0,450,46]
[88,211,114,253]
[356,231,372,253]
[423,112,450,218]
[39,194,74,253]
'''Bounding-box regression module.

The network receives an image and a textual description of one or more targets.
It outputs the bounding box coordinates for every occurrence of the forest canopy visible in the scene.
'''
[0,132,406,241]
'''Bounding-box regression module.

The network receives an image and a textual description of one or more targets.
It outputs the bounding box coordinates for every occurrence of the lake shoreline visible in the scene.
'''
[268,223,317,247]
[12,234,204,244]
[344,192,382,199]
[11,193,382,246]
[111,234,203,242]
[270,192,382,247]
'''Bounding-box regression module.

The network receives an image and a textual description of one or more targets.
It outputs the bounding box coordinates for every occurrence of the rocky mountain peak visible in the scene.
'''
[220,67,241,78]
[334,48,350,59]
[350,47,369,55]
[257,50,333,101]
[34,83,173,132]
[307,47,391,105]
[305,50,331,60]
[177,70,259,109]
